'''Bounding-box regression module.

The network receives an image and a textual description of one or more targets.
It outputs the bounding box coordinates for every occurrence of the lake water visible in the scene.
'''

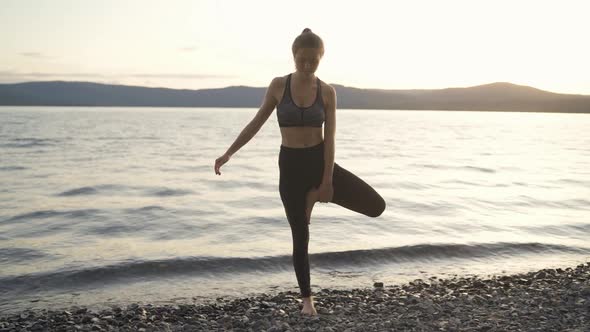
[1,106,589,314]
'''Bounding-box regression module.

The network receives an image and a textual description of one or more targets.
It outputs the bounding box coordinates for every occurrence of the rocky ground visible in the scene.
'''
[1,262,589,331]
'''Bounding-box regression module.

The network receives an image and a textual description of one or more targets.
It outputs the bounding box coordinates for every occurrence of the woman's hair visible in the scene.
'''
[292,28,324,57]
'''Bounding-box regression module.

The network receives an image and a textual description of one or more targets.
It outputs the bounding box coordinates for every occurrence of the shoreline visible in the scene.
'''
[1,262,588,331]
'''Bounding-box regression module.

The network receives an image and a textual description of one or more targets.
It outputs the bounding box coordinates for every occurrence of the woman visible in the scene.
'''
[214,28,386,316]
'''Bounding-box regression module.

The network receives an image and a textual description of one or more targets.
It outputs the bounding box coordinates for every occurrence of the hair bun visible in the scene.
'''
[302,28,312,34]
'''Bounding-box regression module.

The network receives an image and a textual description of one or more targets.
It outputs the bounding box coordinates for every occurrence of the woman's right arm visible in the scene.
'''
[214,77,279,175]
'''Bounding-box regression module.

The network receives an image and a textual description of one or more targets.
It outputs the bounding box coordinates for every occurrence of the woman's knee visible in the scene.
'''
[369,196,386,218]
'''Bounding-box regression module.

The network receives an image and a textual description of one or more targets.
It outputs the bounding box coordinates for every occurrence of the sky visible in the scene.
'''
[1,0,589,95]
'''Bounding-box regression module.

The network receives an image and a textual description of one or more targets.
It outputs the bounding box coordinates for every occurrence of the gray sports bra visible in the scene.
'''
[276,73,325,128]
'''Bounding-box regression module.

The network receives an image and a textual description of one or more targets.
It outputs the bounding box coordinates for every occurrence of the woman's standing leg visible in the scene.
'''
[278,142,323,315]
[279,187,313,298]
[278,147,314,299]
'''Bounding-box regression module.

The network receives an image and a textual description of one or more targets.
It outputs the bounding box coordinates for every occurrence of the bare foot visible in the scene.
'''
[301,296,317,316]
[305,189,319,224]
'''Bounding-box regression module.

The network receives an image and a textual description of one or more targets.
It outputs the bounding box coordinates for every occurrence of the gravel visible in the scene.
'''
[1,262,588,331]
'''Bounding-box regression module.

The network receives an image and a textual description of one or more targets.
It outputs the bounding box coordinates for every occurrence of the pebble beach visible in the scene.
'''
[1,261,588,332]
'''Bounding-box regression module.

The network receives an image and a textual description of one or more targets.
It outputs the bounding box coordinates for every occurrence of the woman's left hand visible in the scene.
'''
[318,183,334,203]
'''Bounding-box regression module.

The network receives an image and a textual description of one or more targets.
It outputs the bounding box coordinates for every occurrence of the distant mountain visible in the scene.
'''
[0,80,589,113]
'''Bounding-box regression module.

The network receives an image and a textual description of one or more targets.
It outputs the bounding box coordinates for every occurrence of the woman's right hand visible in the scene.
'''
[214,153,231,175]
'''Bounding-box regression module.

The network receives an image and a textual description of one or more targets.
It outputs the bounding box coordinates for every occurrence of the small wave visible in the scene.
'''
[1,208,102,225]
[1,242,586,294]
[393,198,459,216]
[463,166,495,173]
[413,163,442,169]
[57,187,99,196]
[0,248,52,265]
[555,178,590,188]
[413,164,496,173]
[95,136,158,140]
[312,242,588,268]
[1,138,60,148]
[55,185,193,197]
[202,179,267,190]
[134,205,165,211]
[147,188,193,197]
[0,166,27,171]
[518,222,590,238]
[441,179,479,186]
[394,181,431,190]
[513,196,590,210]
[54,184,129,197]
[159,165,211,173]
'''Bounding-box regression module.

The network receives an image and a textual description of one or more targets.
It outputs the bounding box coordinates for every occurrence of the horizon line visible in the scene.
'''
[2,79,589,97]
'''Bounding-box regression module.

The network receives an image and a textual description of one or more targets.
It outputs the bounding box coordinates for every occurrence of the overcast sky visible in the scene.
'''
[1,0,588,94]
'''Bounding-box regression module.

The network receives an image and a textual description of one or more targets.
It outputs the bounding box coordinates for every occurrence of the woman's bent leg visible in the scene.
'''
[330,163,386,217]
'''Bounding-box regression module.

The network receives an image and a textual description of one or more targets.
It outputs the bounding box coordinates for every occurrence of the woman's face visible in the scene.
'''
[294,48,323,74]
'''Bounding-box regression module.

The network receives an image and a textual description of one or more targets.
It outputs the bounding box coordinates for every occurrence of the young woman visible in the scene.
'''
[214,28,386,316]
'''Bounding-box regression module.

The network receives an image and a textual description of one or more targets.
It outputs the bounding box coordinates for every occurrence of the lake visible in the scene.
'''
[1,106,589,314]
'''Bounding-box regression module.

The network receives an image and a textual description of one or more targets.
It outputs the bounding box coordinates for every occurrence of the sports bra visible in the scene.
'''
[276,73,325,128]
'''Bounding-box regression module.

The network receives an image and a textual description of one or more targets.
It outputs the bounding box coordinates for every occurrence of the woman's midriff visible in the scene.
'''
[280,127,324,148]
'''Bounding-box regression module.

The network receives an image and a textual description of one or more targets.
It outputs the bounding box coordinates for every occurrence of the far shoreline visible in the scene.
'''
[1,80,589,113]
[0,105,589,114]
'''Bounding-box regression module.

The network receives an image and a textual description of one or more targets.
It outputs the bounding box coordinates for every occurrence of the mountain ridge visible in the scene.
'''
[0,80,588,113]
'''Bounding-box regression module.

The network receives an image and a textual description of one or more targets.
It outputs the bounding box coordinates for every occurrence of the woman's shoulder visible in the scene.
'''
[269,75,289,90]
[319,79,336,97]
[266,75,290,104]
[272,74,290,83]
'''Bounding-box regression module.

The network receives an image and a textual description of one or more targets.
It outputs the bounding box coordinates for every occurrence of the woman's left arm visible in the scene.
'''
[319,85,336,201]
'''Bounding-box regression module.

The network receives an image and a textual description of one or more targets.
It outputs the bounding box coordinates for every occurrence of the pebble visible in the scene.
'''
[1,262,589,331]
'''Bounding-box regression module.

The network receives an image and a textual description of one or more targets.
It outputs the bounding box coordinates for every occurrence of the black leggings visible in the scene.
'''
[278,140,386,297]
